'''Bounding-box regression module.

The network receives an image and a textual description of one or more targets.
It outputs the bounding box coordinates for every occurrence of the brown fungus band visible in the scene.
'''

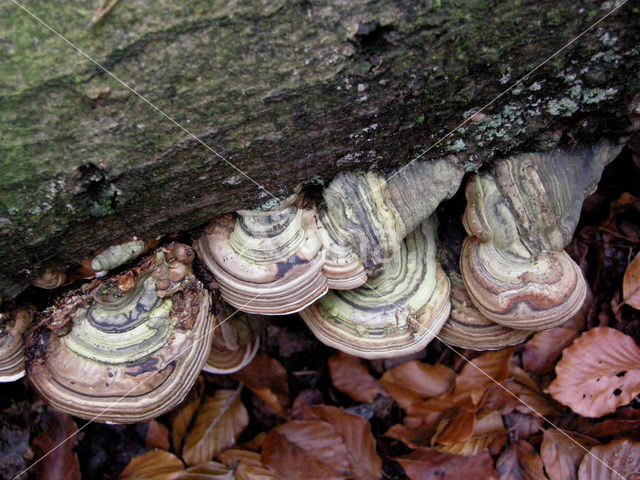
[460,142,621,330]
[26,243,213,424]
[0,305,34,382]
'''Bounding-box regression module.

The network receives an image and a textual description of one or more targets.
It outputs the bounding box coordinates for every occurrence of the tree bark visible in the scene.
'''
[1,0,639,299]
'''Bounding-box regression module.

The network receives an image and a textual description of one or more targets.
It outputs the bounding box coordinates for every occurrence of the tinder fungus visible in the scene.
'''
[26,243,213,423]
[460,142,621,330]
[300,219,451,359]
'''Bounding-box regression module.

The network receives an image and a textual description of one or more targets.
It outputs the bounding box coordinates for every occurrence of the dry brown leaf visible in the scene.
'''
[119,450,184,480]
[380,361,455,410]
[504,412,544,441]
[496,441,547,480]
[31,412,81,480]
[290,388,324,419]
[438,432,507,457]
[454,349,513,403]
[546,327,640,417]
[174,461,234,479]
[396,447,499,480]
[570,406,640,438]
[231,352,290,417]
[182,387,249,466]
[431,405,476,446]
[262,420,351,480]
[578,438,640,480]
[171,376,205,452]
[305,405,383,480]
[622,252,640,309]
[219,448,276,480]
[146,420,170,451]
[522,328,580,375]
[541,429,598,480]
[328,351,388,403]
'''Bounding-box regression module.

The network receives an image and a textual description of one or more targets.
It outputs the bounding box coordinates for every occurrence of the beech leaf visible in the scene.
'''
[119,450,184,480]
[31,412,81,480]
[578,438,640,480]
[396,447,498,480]
[380,361,455,410]
[182,387,249,466]
[454,349,513,403]
[146,420,170,451]
[328,351,388,403]
[231,352,290,416]
[496,441,547,480]
[171,376,205,452]
[174,461,234,479]
[541,429,598,480]
[219,448,276,480]
[546,327,640,417]
[622,251,640,309]
[306,405,383,480]
[522,327,580,375]
[262,420,351,479]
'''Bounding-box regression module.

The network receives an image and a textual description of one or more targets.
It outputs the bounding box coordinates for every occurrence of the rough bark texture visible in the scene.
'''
[1,0,639,299]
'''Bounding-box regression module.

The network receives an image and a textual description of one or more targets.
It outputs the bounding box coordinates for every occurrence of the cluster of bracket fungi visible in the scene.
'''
[0,141,621,424]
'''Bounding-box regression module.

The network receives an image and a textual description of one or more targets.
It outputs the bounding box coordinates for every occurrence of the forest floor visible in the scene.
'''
[1,144,640,480]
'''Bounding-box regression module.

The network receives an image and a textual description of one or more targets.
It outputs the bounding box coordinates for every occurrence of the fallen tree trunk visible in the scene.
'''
[1,0,639,299]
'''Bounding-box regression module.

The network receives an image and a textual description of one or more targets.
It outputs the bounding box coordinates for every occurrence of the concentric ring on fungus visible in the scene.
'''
[459,142,621,330]
[299,218,451,359]
[26,243,213,424]
[195,196,328,315]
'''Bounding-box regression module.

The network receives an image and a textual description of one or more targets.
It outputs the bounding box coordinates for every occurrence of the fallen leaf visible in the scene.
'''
[578,438,640,480]
[305,405,383,480]
[431,405,476,446]
[174,461,234,479]
[146,420,170,451]
[119,450,184,480]
[231,352,290,417]
[396,447,498,480]
[290,388,324,419]
[496,441,547,480]
[504,412,544,441]
[522,328,580,375]
[380,361,455,410]
[262,420,351,479]
[171,376,205,452]
[454,349,513,403]
[219,448,276,480]
[622,252,640,309]
[328,351,388,403]
[182,387,249,465]
[546,327,640,417]
[31,412,81,480]
[569,406,640,437]
[541,429,598,480]
[438,432,507,457]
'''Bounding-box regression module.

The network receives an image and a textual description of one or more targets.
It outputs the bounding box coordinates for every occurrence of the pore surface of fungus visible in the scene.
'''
[300,219,451,359]
[460,142,621,330]
[26,243,213,423]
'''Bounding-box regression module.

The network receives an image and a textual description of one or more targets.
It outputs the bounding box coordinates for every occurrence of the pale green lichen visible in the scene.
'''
[547,98,579,116]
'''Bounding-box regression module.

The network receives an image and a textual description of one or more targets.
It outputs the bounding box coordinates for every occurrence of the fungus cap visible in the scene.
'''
[26,243,213,423]
[0,306,33,382]
[300,219,450,359]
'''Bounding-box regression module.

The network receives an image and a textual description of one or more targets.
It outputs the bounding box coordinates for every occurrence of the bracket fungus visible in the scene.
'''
[321,159,464,277]
[195,196,328,315]
[26,243,213,423]
[460,142,621,330]
[204,303,266,374]
[299,219,451,359]
[0,305,34,382]
[438,273,530,350]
